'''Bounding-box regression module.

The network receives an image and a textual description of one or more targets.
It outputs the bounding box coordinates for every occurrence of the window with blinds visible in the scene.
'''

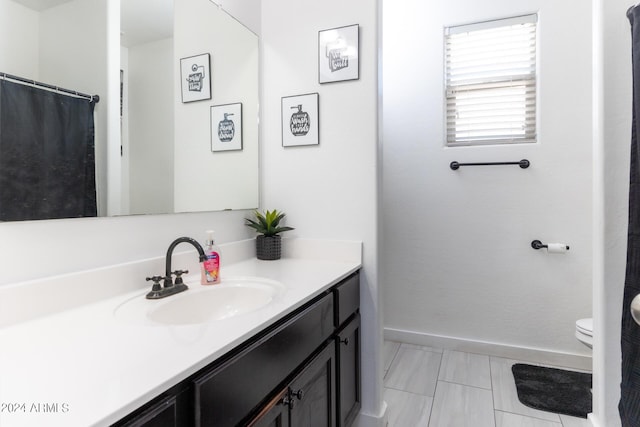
[445,14,538,146]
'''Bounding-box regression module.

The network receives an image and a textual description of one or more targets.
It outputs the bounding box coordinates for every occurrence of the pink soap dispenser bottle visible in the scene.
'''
[201,230,221,285]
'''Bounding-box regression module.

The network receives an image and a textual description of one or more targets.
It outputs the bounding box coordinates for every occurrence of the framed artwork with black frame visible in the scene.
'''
[318,24,359,84]
[180,53,211,103]
[281,93,319,147]
[211,103,242,152]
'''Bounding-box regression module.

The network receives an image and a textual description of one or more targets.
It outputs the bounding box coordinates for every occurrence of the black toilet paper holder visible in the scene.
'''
[531,240,570,250]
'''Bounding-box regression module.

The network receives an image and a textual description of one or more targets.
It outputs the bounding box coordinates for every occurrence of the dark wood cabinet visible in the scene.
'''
[117,384,192,427]
[248,342,336,427]
[333,274,361,427]
[289,342,336,427]
[336,314,361,427]
[193,293,333,427]
[118,396,177,427]
[113,272,360,427]
[333,274,360,328]
[248,388,290,427]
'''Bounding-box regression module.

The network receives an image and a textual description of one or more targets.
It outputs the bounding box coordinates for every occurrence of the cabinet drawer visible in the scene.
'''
[113,383,191,427]
[193,292,334,427]
[334,273,360,327]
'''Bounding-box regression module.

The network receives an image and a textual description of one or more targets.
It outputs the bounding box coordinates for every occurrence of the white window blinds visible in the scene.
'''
[445,14,538,146]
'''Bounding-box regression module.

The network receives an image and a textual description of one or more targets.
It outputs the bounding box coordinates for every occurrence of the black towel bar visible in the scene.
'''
[450,159,530,170]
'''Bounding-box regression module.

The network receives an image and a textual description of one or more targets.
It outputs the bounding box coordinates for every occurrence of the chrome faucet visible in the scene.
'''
[145,237,208,299]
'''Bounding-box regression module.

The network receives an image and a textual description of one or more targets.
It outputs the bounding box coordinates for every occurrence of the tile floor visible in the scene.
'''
[383,341,593,427]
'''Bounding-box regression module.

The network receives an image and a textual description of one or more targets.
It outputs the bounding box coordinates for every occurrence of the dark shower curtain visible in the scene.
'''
[622,6,640,426]
[0,79,97,221]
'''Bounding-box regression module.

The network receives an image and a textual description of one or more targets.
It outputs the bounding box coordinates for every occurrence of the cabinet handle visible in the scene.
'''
[281,395,294,409]
[281,389,303,408]
[340,338,349,345]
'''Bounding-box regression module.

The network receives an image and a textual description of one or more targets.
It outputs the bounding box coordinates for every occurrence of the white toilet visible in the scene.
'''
[575,318,593,348]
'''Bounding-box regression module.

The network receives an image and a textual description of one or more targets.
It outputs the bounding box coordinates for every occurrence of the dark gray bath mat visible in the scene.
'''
[511,363,592,418]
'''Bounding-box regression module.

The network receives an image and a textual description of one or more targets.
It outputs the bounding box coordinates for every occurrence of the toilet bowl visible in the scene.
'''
[575,318,593,348]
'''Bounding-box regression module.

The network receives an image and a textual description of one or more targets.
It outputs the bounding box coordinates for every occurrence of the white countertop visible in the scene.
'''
[0,239,361,427]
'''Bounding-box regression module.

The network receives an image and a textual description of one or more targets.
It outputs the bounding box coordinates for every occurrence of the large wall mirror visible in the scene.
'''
[0,0,259,221]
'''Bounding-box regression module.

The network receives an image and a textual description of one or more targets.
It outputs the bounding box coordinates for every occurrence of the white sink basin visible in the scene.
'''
[115,277,285,326]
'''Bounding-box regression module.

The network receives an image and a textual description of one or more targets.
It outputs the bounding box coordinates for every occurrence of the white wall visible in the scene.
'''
[592,0,630,425]
[0,0,38,77]
[174,0,259,213]
[127,38,175,215]
[38,0,107,96]
[383,0,593,362]
[0,211,253,286]
[261,1,383,425]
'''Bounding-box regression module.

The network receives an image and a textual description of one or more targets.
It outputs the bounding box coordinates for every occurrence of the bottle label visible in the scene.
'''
[204,252,220,282]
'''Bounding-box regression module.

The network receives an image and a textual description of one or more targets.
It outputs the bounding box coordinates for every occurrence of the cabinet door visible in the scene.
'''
[336,314,361,427]
[289,341,336,427]
[248,388,290,427]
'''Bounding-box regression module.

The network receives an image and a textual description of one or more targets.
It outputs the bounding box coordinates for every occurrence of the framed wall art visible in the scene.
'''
[281,93,319,147]
[211,103,242,152]
[180,53,211,103]
[318,24,359,84]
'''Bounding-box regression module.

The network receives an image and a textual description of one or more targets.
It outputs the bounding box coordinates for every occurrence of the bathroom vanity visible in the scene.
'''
[0,239,362,427]
[114,272,360,427]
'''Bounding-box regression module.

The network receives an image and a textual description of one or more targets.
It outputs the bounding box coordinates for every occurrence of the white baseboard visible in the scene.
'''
[587,413,599,427]
[385,327,592,371]
[355,401,388,427]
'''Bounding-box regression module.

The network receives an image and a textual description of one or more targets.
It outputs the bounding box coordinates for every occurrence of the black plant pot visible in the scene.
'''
[256,235,282,260]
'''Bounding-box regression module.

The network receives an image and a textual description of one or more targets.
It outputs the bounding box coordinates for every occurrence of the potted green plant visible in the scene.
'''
[245,209,294,260]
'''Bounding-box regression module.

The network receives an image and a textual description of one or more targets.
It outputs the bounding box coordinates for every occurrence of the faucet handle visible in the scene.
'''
[173,270,189,285]
[145,276,163,292]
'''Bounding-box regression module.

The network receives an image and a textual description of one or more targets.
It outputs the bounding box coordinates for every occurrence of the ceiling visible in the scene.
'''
[11,0,174,48]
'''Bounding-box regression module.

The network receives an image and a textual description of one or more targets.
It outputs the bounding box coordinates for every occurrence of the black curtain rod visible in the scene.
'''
[0,72,100,103]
